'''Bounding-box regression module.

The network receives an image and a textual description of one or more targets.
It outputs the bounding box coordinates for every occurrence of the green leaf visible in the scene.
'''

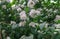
[24,7,30,13]
[55,20,60,24]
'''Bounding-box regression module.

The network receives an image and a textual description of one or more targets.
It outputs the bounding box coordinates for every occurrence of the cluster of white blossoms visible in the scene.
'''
[12,5,20,10]
[19,11,27,20]
[0,1,1,4]
[11,21,16,24]
[6,36,10,39]
[10,0,40,27]
[19,21,26,26]
[19,9,40,27]
[27,0,39,8]
[27,0,35,8]
[1,0,12,3]
[18,0,41,27]
[55,15,60,20]
[2,0,58,28]
[17,8,22,12]
[29,9,40,18]
[2,5,6,9]
[11,0,39,9]
[29,22,39,27]
[19,11,27,26]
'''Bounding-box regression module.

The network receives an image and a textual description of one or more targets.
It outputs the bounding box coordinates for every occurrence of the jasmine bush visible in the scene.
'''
[0,0,60,39]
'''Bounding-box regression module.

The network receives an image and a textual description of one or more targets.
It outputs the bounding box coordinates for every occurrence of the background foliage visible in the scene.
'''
[0,0,60,39]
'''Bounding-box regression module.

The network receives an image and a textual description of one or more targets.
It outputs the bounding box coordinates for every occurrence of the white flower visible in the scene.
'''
[55,15,60,20]
[54,9,58,13]
[17,8,22,12]
[11,21,16,24]
[48,9,53,12]
[54,32,57,34]
[29,9,36,18]
[11,5,16,10]
[2,5,6,9]
[20,4,25,8]
[29,9,40,18]
[6,36,10,39]
[40,20,43,22]
[55,29,60,31]
[20,11,27,20]
[55,24,60,28]
[6,0,10,2]
[20,34,33,39]
[19,2,26,8]
[19,21,26,26]
[35,10,40,15]
[29,22,38,27]
[37,8,42,11]
[23,2,26,5]
[18,4,25,8]
[45,23,48,28]
[27,0,35,8]
[10,0,13,3]
[14,5,19,9]
[50,0,57,3]
[12,5,20,10]
[0,1,1,4]
[29,22,35,27]
[2,30,5,34]
[2,0,12,3]
[37,30,41,33]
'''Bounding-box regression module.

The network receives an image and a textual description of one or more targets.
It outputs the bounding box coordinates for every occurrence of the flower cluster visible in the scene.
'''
[0,0,60,39]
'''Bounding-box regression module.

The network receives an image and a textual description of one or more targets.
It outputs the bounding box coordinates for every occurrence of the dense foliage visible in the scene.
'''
[0,0,60,39]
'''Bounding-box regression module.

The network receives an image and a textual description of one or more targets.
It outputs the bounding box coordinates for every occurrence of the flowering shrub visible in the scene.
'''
[0,0,60,39]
